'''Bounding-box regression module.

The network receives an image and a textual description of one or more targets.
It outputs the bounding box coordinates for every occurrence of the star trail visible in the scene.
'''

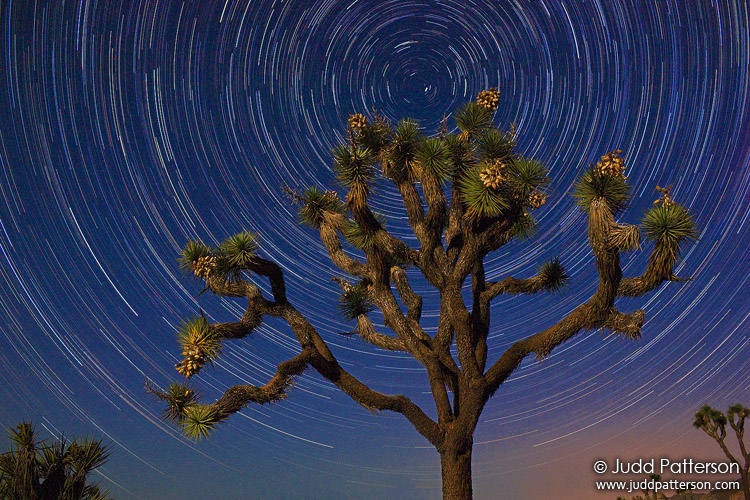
[0,0,748,498]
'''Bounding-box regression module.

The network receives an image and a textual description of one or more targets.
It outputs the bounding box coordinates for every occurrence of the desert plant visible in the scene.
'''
[0,421,110,500]
[694,403,749,499]
[149,89,697,499]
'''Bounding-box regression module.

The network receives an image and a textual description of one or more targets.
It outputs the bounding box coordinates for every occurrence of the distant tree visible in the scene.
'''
[642,473,665,500]
[617,473,666,500]
[0,421,110,500]
[694,404,750,500]
[148,89,697,499]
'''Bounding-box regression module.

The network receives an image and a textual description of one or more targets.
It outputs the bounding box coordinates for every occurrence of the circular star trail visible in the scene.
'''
[0,0,748,498]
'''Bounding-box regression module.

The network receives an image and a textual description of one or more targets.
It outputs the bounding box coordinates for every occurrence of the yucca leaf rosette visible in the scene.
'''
[477,128,515,163]
[298,186,344,229]
[509,212,537,240]
[537,257,568,292]
[641,201,698,274]
[443,133,474,176]
[181,404,219,441]
[344,214,385,251]
[693,404,727,429]
[574,165,631,215]
[642,202,697,246]
[339,283,375,321]
[385,119,423,181]
[455,102,492,138]
[159,383,200,423]
[507,157,549,199]
[333,144,375,208]
[218,231,259,269]
[175,315,222,378]
[458,165,509,220]
[414,137,451,181]
[357,113,392,157]
[179,240,213,277]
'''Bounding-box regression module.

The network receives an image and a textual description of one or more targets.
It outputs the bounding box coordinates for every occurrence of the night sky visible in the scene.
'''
[1,0,749,499]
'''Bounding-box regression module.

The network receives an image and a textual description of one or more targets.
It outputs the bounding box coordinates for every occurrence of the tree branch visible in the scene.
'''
[272,290,444,447]
[246,257,288,304]
[352,314,407,351]
[390,266,423,322]
[484,198,634,395]
[368,267,454,424]
[319,212,370,277]
[210,349,316,419]
[484,303,594,395]
[394,179,429,243]
[618,239,687,297]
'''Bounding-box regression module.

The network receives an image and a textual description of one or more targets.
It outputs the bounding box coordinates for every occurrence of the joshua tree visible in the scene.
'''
[149,89,697,499]
[616,474,666,500]
[642,473,665,500]
[694,404,750,499]
[0,421,110,500]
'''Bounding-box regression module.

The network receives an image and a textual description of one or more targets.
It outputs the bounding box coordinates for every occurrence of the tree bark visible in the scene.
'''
[440,440,474,500]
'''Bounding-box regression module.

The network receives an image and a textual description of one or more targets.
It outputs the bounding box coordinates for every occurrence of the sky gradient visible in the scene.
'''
[1,0,749,498]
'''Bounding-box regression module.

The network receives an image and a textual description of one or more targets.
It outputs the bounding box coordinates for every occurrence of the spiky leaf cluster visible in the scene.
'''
[414,137,451,181]
[339,283,375,320]
[176,316,222,378]
[509,212,537,240]
[179,240,212,273]
[507,158,549,198]
[298,186,344,229]
[642,202,697,246]
[146,381,219,441]
[459,166,510,220]
[727,403,749,421]
[159,383,200,423]
[0,421,111,500]
[610,224,641,251]
[179,232,264,283]
[538,258,568,292]
[455,102,492,137]
[574,166,631,215]
[66,437,110,476]
[181,404,219,441]
[180,239,231,281]
[458,155,548,221]
[218,231,258,269]
[344,214,384,251]
[477,129,515,162]
[333,145,376,206]
[357,113,393,157]
[318,90,540,228]
[694,404,728,429]
[443,133,474,175]
[385,119,422,181]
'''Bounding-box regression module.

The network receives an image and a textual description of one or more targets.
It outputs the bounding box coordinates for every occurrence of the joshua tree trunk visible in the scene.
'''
[441,447,473,500]
[440,431,475,500]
